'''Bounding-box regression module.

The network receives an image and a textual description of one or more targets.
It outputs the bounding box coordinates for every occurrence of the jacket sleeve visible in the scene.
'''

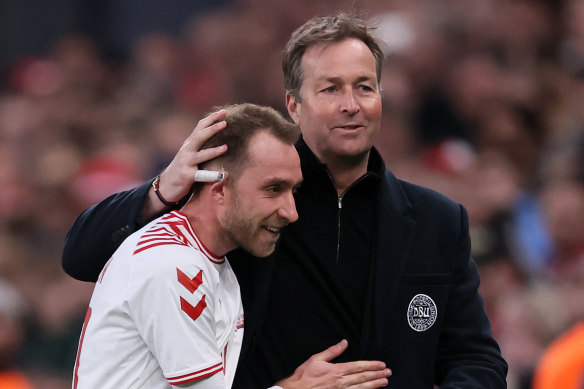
[61,180,154,282]
[436,204,508,388]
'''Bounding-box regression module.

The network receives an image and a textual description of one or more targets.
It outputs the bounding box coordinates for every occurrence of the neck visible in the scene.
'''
[324,151,370,197]
[180,197,234,257]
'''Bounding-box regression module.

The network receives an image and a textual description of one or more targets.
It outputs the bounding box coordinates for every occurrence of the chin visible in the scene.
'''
[334,146,372,161]
[245,243,277,258]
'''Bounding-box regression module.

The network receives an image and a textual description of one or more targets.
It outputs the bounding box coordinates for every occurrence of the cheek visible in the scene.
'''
[366,98,382,120]
[302,97,334,120]
[243,197,271,216]
[298,110,326,141]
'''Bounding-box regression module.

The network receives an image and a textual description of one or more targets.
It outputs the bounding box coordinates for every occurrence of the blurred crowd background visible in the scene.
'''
[1,0,583,388]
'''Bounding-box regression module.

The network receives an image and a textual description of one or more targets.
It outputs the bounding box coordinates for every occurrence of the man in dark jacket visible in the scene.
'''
[62,13,507,388]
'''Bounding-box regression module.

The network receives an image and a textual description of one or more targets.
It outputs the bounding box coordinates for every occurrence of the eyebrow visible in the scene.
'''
[262,177,303,188]
[320,75,377,84]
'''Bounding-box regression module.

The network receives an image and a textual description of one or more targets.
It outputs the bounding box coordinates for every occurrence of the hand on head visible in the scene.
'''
[157,109,229,204]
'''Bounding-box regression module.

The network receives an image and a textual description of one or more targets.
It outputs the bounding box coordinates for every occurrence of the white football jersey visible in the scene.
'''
[73,211,244,389]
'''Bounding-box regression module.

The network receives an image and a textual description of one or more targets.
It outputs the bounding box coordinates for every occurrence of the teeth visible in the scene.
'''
[266,227,279,233]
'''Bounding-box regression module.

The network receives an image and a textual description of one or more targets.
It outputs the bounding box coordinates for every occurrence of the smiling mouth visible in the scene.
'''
[263,226,282,235]
[335,125,364,131]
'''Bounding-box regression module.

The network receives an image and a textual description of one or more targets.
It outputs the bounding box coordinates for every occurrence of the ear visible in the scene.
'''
[286,93,301,125]
[209,175,228,205]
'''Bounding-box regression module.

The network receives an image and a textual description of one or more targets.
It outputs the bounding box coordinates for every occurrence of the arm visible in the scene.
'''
[130,249,226,388]
[277,340,391,389]
[62,181,155,281]
[435,205,508,388]
[61,110,229,282]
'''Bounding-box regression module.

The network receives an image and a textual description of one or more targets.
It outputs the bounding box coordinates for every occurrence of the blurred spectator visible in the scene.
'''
[539,179,584,279]
[0,279,33,389]
[532,321,584,389]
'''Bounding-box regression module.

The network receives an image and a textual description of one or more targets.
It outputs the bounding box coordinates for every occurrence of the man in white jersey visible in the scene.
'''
[73,103,303,388]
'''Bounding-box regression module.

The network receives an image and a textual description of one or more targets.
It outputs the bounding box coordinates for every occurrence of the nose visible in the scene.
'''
[278,191,299,223]
[339,90,359,115]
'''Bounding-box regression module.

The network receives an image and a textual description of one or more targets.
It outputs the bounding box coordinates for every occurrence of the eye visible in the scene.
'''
[265,185,281,194]
[321,86,336,93]
[357,84,374,92]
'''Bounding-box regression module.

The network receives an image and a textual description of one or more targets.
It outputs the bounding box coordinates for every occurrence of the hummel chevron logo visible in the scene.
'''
[177,268,203,293]
[180,295,207,322]
[177,268,207,321]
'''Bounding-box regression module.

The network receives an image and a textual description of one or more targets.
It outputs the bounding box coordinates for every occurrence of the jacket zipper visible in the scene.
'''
[337,196,343,263]
[329,171,370,263]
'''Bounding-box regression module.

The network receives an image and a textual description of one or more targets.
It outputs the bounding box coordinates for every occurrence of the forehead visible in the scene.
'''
[300,38,377,81]
[240,131,301,180]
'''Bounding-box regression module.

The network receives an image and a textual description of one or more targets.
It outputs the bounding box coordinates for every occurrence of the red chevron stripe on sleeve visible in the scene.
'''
[177,269,203,293]
[180,295,207,322]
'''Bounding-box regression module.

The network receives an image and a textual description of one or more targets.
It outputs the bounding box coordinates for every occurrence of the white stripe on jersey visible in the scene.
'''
[166,362,223,385]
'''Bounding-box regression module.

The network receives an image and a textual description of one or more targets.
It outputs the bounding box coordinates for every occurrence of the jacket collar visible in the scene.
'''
[295,136,412,216]
[295,136,385,191]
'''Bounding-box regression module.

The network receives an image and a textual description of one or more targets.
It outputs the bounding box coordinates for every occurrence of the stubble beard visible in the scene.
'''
[222,196,278,258]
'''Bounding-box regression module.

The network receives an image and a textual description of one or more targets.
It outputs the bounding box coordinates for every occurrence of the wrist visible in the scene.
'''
[274,376,296,389]
[151,175,182,207]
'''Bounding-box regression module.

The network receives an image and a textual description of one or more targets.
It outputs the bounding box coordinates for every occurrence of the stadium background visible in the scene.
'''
[1,0,583,388]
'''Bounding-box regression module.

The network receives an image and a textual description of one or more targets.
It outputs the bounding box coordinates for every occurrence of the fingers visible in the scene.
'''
[348,378,389,389]
[190,145,228,166]
[186,110,227,150]
[312,339,349,362]
[335,360,387,376]
[345,368,391,388]
[335,360,390,388]
[195,109,227,132]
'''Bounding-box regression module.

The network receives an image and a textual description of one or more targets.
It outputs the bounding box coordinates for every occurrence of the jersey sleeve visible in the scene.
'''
[125,246,225,387]
[171,370,226,389]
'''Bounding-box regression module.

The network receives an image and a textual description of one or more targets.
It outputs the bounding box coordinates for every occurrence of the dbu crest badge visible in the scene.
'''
[407,294,437,332]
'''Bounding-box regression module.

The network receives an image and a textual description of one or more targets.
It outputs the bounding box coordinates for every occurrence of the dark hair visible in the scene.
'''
[282,12,384,100]
[192,103,299,195]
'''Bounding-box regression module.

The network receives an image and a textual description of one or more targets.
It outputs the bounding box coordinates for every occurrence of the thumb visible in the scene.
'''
[313,339,348,362]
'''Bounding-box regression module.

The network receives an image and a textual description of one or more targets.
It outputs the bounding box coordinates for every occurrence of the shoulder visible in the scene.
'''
[116,218,206,279]
[129,237,219,288]
[133,243,203,272]
[121,245,216,307]
[384,172,467,234]
[383,173,473,272]
[120,211,209,268]
[381,168,463,215]
[398,178,462,215]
